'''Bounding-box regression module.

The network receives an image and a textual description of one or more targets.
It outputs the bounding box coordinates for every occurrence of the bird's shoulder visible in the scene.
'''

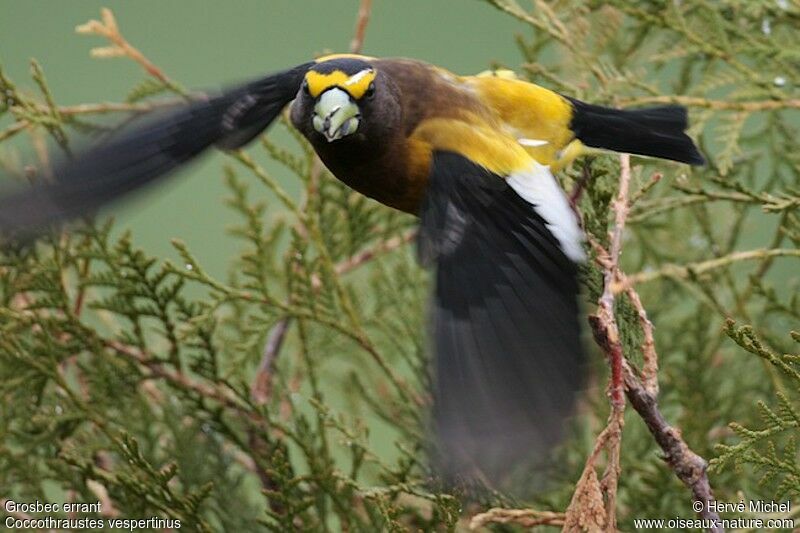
[462,71,577,167]
[368,59,578,171]
[361,60,530,177]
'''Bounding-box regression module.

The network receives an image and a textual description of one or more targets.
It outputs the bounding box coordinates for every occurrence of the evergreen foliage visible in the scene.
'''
[1,1,798,531]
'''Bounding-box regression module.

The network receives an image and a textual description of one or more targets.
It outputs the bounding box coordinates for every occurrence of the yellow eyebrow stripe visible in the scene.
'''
[305,69,376,99]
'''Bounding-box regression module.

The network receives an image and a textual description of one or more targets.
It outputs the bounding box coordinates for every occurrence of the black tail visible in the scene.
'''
[566,97,705,166]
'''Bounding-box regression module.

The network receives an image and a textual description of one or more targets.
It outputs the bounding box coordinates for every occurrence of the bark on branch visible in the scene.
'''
[484,155,724,532]
[583,154,722,532]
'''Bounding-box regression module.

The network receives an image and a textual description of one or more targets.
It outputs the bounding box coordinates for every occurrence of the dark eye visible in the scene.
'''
[364,82,376,99]
[302,80,310,95]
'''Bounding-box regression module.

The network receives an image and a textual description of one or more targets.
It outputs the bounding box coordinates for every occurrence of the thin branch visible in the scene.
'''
[469,508,564,529]
[569,160,592,208]
[76,8,186,96]
[621,359,722,532]
[618,95,800,112]
[620,248,800,289]
[251,230,414,404]
[597,155,633,528]
[624,280,659,395]
[1,8,188,146]
[86,479,120,518]
[604,153,632,409]
[313,230,416,290]
[579,159,722,531]
[630,185,798,222]
[55,101,175,115]
[568,154,723,531]
[251,0,377,405]
[566,154,632,531]
[106,340,246,413]
[350,0,373,54]
[1,100,177,145]
[246,0,378,508]
[628,172,662,208]
[0,120,28,142]
[251,317,292,405]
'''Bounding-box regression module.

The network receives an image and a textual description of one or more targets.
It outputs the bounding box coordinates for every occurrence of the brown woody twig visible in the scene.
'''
[618,95,800,112]
[583,154,721,531]
[619,248,800,290]
[564,154,632,531]
[621,360,722,532]
[470,508,565,529]
[251,229,416,404]
[106,340,247,413]
[246,0,378,511]
[75,8,184,94]
[624,280,658,395]
[350,0,373,54]
[251,0,381,405]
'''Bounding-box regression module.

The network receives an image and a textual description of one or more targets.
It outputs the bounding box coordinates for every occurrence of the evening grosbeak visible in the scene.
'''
[0,55,704,485]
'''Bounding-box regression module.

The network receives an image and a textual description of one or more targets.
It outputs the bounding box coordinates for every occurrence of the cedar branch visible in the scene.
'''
[251,0,378,404]
[584,156,722,531]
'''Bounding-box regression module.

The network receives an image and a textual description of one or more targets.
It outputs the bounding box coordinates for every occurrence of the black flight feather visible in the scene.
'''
[566,96,706,166]
[418,151,585,486]
[0,62,312,239]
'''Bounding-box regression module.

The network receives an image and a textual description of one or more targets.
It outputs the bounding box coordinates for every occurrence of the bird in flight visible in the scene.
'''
[0,54,704,486]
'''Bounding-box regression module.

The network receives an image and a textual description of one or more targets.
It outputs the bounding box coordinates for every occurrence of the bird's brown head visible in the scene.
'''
[290,56,400,149]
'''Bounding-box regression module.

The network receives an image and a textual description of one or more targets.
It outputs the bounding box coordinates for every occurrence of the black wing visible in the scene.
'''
[0,62,313,238]
[418,151,585,487]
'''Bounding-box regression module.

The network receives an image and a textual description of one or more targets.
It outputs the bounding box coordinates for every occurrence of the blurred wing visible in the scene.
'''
[0,62,312,238]
[418,150,585,485]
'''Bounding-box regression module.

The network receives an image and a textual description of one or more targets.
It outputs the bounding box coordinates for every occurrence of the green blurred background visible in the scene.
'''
[0,0,527,277]
[3,4,800,528]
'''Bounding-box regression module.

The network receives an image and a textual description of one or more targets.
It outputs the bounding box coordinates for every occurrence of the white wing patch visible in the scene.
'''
[517,138,549,147]
[506,163,585,262]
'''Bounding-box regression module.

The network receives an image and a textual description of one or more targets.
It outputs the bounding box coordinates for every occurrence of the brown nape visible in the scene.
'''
[376,59,491,135]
